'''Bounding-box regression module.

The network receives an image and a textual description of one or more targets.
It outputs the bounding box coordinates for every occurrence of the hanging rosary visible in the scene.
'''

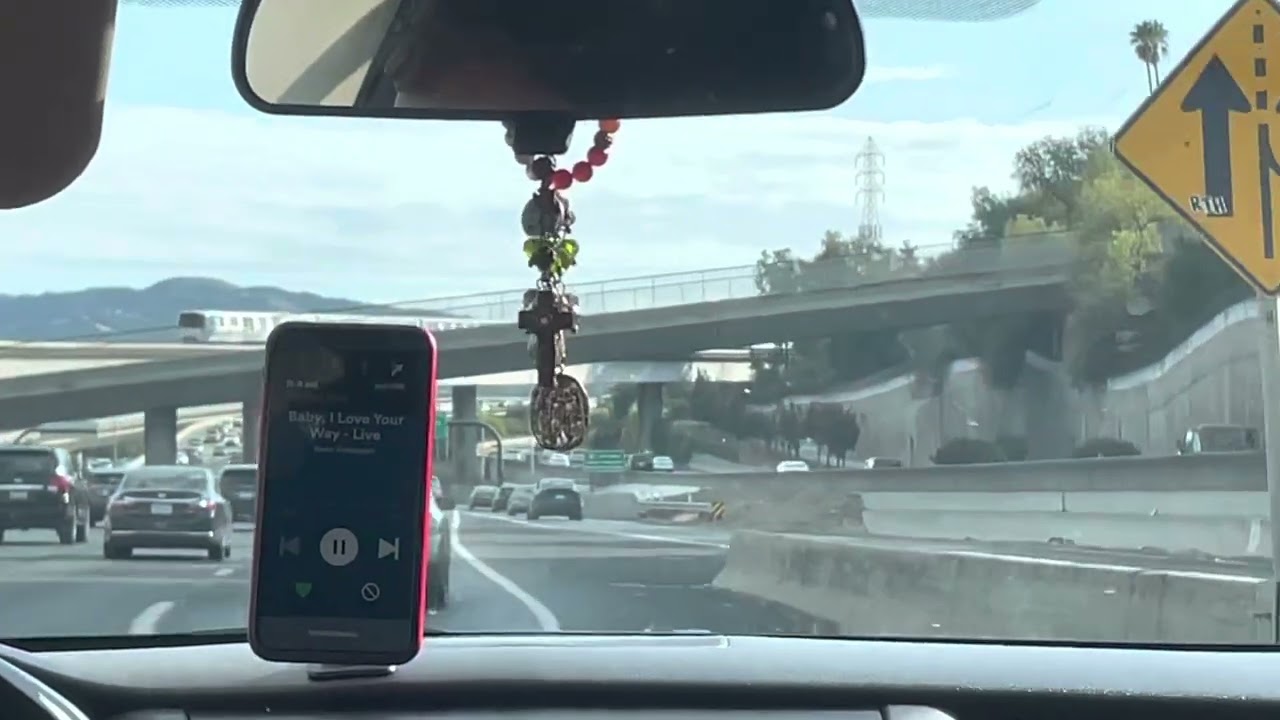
[510,118,620,452]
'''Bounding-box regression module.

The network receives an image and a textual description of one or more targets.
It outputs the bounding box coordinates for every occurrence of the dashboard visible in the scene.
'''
[1,633,1279,720]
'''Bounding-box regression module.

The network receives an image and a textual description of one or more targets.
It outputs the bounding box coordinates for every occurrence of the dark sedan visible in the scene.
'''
[103,466,233,561]
[528,478,583,520]
[86,469,126,525]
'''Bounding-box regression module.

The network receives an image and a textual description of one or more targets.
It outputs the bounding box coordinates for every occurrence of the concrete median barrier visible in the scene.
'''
[582,491,644,520]
[861,509,1270,558]
[712,530,1273,643]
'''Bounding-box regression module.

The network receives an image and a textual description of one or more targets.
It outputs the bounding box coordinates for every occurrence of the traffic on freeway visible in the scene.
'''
[0,513,817,638]
[4,0,1280,656]
[0,501,1272,641]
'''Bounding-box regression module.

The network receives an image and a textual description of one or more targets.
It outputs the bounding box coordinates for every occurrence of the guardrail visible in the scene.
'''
[2,404,242,445]
[409,235,1073,321]
[638,500,714,513]
[495,451,1264,493]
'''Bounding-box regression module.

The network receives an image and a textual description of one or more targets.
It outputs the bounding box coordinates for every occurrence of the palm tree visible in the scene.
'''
[1130,20,1170,94]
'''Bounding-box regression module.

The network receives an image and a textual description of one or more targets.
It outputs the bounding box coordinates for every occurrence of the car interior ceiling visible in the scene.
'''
[4,3,1280,720]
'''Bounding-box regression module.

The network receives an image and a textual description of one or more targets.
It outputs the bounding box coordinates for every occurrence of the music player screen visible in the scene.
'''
[256,328,431,630]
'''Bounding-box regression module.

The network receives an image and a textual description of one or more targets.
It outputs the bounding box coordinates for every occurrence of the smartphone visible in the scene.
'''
[248,321,437,666]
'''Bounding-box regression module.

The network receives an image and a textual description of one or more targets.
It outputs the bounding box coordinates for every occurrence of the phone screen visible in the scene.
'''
[251,323,434,661]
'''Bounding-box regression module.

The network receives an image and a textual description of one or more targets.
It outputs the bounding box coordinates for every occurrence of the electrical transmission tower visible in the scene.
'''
[854,136,885,245]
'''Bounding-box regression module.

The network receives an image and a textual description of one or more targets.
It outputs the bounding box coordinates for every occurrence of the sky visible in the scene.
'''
[0,0,1232,304]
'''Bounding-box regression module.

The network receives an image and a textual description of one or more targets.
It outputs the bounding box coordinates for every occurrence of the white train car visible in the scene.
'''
[177,309,503,344]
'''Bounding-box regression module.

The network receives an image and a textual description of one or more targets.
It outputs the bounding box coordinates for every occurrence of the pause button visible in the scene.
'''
[319,528,359,567]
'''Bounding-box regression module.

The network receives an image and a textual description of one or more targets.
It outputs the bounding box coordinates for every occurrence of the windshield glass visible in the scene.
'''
[1198,426,1258,452]
[121,472,209,492]
[0,452,55,480]
[88,471,126,486]
[219,469,257,489]
[1,0,1274,648]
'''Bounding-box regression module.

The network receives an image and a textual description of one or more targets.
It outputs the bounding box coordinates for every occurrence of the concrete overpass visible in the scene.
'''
[0,236,1071,430]
[0,340,757,381]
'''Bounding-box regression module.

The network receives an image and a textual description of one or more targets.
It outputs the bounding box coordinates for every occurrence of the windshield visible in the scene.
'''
[219,469,257,489]
[1197,426,1259,452]
[88,471,126,486]
[1,0,1274,649]
[121,473,209,492]
[0,452,55,480]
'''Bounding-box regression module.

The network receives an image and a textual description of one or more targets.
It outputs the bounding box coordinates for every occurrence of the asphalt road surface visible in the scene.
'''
[0,513,1268,640]
[0,513,830,639]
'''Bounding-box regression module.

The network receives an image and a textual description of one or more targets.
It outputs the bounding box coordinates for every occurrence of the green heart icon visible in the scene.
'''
[294,582,312,598]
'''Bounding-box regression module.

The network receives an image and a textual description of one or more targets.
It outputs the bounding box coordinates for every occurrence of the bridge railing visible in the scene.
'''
[395,233,1076,322]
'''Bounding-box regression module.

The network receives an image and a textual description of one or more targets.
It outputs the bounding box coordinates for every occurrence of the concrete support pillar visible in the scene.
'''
[241,397,262,464]
[637,382,665,451]
[144,406,178,465]
[450,385,479,482]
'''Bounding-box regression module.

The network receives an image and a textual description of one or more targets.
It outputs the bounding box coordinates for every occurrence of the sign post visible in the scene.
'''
[1112,0,1280,641]
[435,412,450,460]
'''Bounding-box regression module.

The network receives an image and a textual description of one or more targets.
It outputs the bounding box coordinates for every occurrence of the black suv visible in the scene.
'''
[217,463,258,522]
[0,445,91,545]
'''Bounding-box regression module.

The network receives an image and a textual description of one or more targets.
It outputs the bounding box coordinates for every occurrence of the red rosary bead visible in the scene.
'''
[550,169,573,190]
[515,119,618,190]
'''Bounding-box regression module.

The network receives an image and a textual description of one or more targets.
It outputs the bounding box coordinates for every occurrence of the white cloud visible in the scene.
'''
[863,64,954,83]
[0,103,1121,306]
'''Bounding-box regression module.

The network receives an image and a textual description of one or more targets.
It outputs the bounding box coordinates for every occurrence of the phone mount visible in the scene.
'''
[307,664,398,682]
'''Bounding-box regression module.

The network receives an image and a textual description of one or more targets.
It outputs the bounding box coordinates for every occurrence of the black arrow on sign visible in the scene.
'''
[1180,54,1251,215]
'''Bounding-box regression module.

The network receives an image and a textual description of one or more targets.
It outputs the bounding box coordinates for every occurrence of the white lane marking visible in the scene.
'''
[449,511,560,631]
[214,567,234,577]
[467,511,729,550]
[128,601,175,635]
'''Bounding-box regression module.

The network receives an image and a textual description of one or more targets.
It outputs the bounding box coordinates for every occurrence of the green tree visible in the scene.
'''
[1011,128,1110,228]
[752,230,914,393]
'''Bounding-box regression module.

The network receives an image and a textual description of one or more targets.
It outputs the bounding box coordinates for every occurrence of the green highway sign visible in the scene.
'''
[584,450,627,472]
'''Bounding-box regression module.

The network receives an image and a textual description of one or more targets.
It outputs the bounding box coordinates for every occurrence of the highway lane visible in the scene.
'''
[0,513,1270,641]
[0,514,823,639]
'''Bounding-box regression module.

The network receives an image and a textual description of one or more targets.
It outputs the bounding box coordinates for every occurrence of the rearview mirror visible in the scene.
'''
[232,0,865,123]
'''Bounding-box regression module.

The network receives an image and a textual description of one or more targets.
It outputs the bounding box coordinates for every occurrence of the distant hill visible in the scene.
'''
[0,277,438,342]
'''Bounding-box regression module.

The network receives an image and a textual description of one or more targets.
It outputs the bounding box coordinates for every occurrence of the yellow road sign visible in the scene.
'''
[1114,0,1280,294]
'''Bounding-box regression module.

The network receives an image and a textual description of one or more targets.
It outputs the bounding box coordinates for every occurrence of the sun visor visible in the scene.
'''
[0,0,115,209]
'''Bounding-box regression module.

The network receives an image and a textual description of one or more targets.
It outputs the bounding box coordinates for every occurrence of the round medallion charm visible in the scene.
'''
[528,374,590,451]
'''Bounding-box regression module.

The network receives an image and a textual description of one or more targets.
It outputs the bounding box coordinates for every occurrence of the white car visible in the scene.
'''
[775,460,810,473]
[652,455,675,472]
[535,477,577,492]
[544,453,571,468]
